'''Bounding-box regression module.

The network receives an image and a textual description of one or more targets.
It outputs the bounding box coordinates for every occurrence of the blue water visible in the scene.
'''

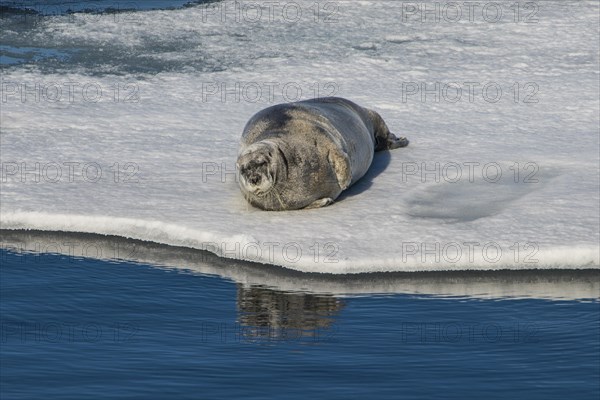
[1,244,599,399]
[0,0,230,71]
[0,0,206,14]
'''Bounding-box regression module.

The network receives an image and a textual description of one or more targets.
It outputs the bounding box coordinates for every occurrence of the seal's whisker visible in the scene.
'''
[271,188,286,211]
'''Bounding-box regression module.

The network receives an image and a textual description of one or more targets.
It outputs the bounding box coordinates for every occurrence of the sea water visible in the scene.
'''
[1,0,599,398]
[1,232,599,399]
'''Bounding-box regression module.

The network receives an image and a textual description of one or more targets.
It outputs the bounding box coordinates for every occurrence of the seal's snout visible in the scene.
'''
[248,172,267,186]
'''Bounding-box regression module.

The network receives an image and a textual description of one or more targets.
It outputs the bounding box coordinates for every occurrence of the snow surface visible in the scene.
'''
[1,0,599,273]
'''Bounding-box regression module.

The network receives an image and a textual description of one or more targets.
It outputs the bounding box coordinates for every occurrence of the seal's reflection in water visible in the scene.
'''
[236,284,344,342]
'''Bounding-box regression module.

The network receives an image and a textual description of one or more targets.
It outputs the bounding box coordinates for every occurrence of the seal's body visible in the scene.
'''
[237,97,408,210]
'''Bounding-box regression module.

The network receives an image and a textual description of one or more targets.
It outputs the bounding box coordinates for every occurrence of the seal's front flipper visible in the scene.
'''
[387,133,409,149]
[328,149,352,190]
[305,198,334,209]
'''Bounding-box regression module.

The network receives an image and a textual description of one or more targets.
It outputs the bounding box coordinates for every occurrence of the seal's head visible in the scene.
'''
[236,141,284,198]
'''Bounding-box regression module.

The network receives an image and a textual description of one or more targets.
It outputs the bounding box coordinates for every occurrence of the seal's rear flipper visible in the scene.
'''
[305,198,334,209]
[387,133,409,149]
[367,109,409,151]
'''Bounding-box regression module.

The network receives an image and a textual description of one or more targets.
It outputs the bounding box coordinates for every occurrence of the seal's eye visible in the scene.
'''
[252,159,268,168]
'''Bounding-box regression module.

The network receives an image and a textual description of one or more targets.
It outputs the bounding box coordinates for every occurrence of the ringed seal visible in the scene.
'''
[236,97,409,211]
